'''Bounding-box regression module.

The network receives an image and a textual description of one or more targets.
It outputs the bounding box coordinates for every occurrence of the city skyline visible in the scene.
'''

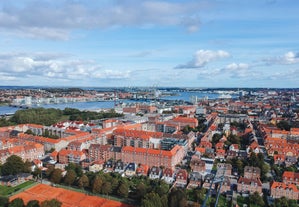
[0,0,298,88]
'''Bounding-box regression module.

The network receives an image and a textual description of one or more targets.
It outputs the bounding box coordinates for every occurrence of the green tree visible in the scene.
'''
[64,170,76,186]
[8,198,24,207]
[50,169,62,184]
[45,165,54,178]
[26,200,40,207]
[168,188,187,207]
[141,192,163,207]
[91,176,103,193]
[227,134,241,145]
[161,194,168,207]
[212,133,222,147]
[134,183,147,201]
[249,192,264,206]
[117,181,129,198]
[101,181,112,195]
[65,163,83,177]
[277,120,291,131]
[0,196,9,207]
[194,188,206,203]
[32,168,42,180]
[23,160,32,173]
[274,196,289,207]
[1,155,25,175]
[288,199,298,207]
[77,174,89,189]
[11,108,62,126]
[25,129,34,135]
[40,199,62,207]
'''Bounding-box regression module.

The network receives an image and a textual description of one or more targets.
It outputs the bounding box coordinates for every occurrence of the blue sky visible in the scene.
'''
[0,0,298,88]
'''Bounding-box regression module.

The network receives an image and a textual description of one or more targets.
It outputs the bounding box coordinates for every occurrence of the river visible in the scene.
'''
[0,91,237,115]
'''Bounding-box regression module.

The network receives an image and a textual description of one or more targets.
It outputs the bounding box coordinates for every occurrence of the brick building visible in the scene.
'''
[88,144,111,162]
[282,171,299,186]
[271,181,299,200]
[121,145,185,169]
[237,177,262,195]
[58,149,86,164]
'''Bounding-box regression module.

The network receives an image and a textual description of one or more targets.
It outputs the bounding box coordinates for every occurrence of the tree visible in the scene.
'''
[277,120,291,131]
[134,183,147,201]
[26,200,40,207]
[77,174,89,189]
[45,165,54,178]
[0,196,9,207]
[249,192,264,206]
[212,133,222,147]
[160,194,168,207]
[64,170,76,186]
[235,159,244,174]
[65,163,83,177]
[288,199,298,207]
[117,181,129,198]
[274,196,289,207]
[50,169,62,184]
[8,198,24,207]
[40,199,62,207]
[32,168,42,180]
[194,188,206,203]
[23,160,32,173]
[1,155,25,175]
[154,181,169,197]
[168,188,187,207]
[101,181,112,195]
[141,192,163,207]
[91,176,103,193]
[25,129,34,135]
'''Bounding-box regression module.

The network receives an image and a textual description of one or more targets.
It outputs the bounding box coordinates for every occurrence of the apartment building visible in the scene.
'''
[271,182,299,200]
[121,145,185,169]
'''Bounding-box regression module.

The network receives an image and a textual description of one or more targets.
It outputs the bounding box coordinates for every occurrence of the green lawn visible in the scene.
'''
[206,195,230,207]
[0,181,36,196]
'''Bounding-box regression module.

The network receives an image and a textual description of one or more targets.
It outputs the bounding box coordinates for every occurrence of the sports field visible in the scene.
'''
[10,183,133,207]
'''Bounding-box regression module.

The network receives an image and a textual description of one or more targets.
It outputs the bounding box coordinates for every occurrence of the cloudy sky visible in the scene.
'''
[0,0,298,88]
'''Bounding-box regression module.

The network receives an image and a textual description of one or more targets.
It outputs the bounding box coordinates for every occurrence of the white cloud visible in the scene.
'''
[268,68,299,81]
[196,62,258,80]
[175,49,230,69]
[263,51,299,65]
[0,72,17,81]
[282,51,299,64]
[223,63,249,71]
[0,0,209,40]
[93,70,131,79]
[0,52,131,82]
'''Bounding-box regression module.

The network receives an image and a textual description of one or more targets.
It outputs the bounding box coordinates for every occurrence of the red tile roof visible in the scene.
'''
[271,181,299,192]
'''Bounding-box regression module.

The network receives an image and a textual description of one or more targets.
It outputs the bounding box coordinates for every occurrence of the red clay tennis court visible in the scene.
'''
[10,183,133,207]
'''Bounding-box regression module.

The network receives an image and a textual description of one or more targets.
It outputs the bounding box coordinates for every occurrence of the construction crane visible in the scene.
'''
[202,166,226,207]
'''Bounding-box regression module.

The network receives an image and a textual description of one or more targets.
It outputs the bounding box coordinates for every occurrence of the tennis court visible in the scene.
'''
[10,183,133,207]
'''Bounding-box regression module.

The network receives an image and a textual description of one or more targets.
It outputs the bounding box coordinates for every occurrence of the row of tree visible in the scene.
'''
[0,197,61,207]
[43,162,198,207]
[0,155,31,176]
[226,152,270,181]
[2,107,123,127]
[181,118,207,134]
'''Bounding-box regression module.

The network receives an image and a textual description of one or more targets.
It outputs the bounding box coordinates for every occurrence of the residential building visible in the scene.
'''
[58,149,86,164]
[244,166,261,179]
[237,177,262,195]
[175,169,188,188]
[271,181,299,200]
[282,171,299,186]
[121,145,185,170]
